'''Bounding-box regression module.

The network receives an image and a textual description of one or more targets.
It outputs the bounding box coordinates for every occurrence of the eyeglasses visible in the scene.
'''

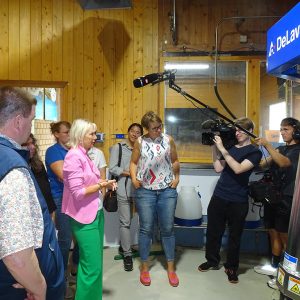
[149,124,163,132]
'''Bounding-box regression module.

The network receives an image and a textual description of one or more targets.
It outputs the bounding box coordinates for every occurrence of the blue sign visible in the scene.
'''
[284,252,298,264]
[267,2,300,80]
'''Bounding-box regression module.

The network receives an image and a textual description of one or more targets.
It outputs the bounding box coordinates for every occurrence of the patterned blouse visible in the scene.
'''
[136,133,173,190]
[0,136,44,259]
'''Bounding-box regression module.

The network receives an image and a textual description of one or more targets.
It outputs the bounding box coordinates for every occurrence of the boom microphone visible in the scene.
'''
[133,71,174,88]
[133,73,160,88]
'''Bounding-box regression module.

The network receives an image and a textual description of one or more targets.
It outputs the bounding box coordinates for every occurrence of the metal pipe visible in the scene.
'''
[286,158,300,267]
[277,158,300,299]
[172,0,177,45]
[214,16,280,119]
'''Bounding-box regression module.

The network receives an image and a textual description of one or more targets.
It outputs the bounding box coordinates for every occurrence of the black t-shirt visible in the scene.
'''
[213,144,262,203]
[271,143,300,196]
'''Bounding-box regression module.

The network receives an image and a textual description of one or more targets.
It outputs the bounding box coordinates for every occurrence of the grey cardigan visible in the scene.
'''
[109,142,134,200]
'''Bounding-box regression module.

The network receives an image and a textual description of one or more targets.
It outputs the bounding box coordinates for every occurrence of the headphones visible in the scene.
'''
[293,124,300,140]
[288,118,300,140]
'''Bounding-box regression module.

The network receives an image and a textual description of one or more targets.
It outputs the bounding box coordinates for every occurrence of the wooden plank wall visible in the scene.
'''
[159,0,299,53]
[0,0,159,157]
[0,0,298,159]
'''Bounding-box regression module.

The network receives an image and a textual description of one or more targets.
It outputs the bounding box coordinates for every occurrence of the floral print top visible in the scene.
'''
[137,133,173,190]
[0,136,43,259]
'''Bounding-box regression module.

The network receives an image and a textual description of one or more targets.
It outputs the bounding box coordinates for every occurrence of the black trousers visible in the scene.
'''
[205,195,248,270]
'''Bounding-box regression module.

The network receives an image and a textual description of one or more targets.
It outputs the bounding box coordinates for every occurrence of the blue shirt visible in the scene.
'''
[214,144,262,203]
[45,143,68,198]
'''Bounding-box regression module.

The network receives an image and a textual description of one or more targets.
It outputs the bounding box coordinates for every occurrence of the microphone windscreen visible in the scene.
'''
[133,73,159,88]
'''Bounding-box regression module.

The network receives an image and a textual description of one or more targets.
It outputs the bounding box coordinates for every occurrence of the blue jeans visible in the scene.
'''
[54,197,73,272]
[135,187,178,262]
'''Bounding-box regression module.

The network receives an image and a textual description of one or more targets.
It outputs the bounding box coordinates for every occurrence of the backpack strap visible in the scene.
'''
[117,143,122,167]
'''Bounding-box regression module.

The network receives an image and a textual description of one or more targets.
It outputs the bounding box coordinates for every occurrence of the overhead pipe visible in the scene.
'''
[214,16,280,119]
[168,0,177,46]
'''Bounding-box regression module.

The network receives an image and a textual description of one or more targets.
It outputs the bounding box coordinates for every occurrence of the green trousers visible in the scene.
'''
[70,209,104,300]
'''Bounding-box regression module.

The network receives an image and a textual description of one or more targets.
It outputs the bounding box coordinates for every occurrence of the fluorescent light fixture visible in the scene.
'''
[164,63,210,70]
[167,115,177,123]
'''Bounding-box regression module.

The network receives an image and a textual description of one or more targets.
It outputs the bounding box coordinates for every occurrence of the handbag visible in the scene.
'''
[103,190,118,212]
[248,171,281,205]
[103,143,122,212]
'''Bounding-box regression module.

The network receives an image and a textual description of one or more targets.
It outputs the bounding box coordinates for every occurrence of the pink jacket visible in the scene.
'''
[62,145,102,224]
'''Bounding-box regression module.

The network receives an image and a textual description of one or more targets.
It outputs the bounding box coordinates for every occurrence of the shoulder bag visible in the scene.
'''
[103,143,122,212]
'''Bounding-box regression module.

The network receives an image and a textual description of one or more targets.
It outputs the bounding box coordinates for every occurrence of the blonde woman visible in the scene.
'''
[62,119,117,300]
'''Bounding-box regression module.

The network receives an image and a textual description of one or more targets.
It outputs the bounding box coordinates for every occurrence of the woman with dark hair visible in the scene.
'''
[22,134,56,216]
[130,112,180,287]
[109,123,143,272]
[45,120,74,298]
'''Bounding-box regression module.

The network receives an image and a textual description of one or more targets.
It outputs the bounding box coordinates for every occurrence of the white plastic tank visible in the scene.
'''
[175,186,203,226]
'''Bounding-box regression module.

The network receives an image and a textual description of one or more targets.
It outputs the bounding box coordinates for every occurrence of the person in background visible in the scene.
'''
[88,145,107,193]
[45,120,75,298]
[0,86,64,299]
[22,133,57,217]
[109,123,143,272]
[130,111,180,287]
[198,117,262,284]
[62,119,117,300]
[254,117,300,289]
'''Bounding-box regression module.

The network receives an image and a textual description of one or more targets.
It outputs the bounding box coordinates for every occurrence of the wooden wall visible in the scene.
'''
[1,0,298,159]
[159,0,299,53]
[0,0,159,156]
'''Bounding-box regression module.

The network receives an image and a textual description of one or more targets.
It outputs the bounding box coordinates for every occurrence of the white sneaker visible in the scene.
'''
[254,264,277,276]
[268,278,279,290]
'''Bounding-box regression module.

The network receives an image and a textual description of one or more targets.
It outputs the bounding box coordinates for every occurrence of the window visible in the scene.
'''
[259,63,300,146]
[161,58,246,164]
[21,87,59,121]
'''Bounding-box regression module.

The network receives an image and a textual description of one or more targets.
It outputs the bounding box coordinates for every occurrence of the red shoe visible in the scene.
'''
[168,272,179,287]
[140,271,151,286]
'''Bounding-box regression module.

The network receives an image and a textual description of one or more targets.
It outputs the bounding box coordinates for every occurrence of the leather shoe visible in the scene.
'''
[140,271,151,286]
[168,272,179,287]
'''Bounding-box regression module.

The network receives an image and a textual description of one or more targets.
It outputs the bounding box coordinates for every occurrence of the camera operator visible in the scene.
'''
[253,117,300,289]
[198,117,262,284]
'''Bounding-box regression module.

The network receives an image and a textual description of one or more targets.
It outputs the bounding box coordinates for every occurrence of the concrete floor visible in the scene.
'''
[96,246,281,300]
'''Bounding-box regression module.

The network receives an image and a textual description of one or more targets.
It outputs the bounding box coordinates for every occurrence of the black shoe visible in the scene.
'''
[198,262,219,272]
[118,246,124,256]
[123,256,133,272]
[225,268,239,283]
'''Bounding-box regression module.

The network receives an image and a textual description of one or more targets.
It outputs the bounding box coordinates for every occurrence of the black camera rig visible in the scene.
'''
[166,73,257,148]
[201,119,237,149]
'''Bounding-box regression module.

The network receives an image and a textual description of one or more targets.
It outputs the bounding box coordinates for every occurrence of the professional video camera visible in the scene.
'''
[201,119,238,149]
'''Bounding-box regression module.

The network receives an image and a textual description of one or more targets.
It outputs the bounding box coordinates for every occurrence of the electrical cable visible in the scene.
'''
[214,15,281,119]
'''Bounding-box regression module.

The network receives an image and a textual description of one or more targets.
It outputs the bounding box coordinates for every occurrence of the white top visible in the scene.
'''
[137,133,173,190]
[88,147,107,171]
